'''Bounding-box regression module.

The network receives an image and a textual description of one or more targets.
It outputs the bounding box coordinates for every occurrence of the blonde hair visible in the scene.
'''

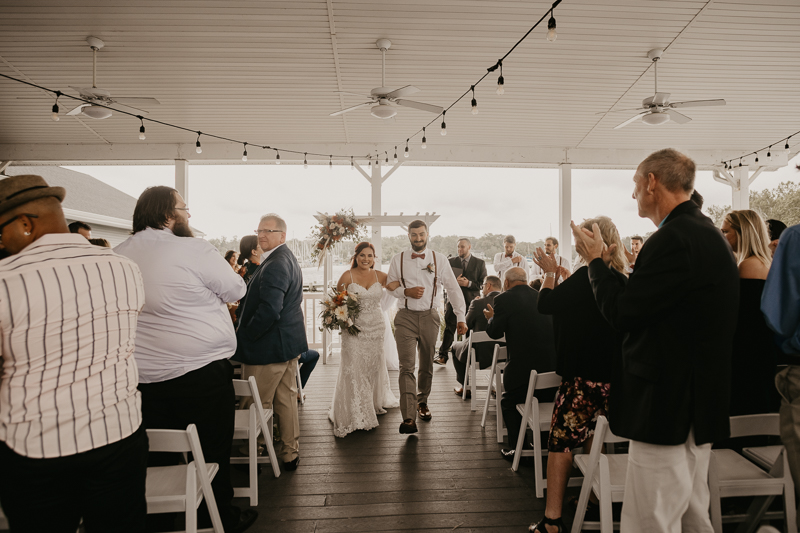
[577,216,629,275]
[723,210,772,269]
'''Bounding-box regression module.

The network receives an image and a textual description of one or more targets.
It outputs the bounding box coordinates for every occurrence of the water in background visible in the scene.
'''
[301,262,501,290]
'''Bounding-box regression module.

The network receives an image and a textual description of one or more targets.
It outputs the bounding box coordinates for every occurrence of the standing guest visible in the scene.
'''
[572,148,739,533]
[528,216,628,533]
[767,219,788,256]
[451,275,502,397]
[387,220,467,434]
[484,267,557,462]
[435,238,487,365]
[88,237,111,247]
[224,249,240,272]
[623,235,644,268]
[0,175,148,533]
[68,220,92,239]
[763,222,800,497]
[530,237,571,282]
[115,186,255,533]
[234,214,307,470]
[238,234,262,284]
[493,235,529,281]
[721,210,779,416]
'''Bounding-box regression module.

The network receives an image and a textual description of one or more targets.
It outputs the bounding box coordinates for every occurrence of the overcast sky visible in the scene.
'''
[66,156,799,244]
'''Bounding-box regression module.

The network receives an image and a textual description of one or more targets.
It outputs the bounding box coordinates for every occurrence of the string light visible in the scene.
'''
[421,127,427,149]
[768,146,772,161]
[385,151,389,164]
[471,85,478,115]
[547,8,557,42]
[275,149,281,164]
[441,110,447,136]
[329,155,333,170]
[51,91,61,121]
[195,132,202,154]
[138,116,146,140]
[393,146,398,164]
[304,153,308,169]
[755,154,759,163]
[739,158,742,167]
[497,61,505,95]
[786,136,793,154]
[350,156,354,170]
[242,143,248,161]
[404,139,409,158]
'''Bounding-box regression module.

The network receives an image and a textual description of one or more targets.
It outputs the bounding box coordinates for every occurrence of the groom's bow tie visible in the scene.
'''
[506,253,513,258]
[411,253,426,260]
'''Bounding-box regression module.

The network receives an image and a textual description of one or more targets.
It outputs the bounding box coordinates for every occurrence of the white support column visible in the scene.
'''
[371,161,383,268]
[174,159,189,204]
[558,164,573,264]
[732,165,750,210]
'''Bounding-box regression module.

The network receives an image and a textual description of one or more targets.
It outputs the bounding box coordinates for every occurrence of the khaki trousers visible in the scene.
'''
[241,357,300,462]
[394,308,441,421]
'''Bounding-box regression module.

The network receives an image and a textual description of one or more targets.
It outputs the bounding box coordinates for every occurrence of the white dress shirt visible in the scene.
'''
[386,248,466,322]
[530,254,572,281]
[260,242,284,262]
[0,234,144,458]
[493,250,530,279]
[115,228,246,384]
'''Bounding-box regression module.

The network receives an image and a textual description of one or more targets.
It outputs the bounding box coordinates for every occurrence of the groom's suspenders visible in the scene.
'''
[399,251,438,311]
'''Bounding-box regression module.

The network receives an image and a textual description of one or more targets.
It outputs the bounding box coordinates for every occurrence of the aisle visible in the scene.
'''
[242,355,546,532]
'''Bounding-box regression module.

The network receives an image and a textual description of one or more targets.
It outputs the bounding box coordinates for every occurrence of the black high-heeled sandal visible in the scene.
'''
[528,515,565,533]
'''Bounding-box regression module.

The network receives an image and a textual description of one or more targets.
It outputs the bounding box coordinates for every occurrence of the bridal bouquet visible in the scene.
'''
[319,288,362,336]
[310,209,369,266]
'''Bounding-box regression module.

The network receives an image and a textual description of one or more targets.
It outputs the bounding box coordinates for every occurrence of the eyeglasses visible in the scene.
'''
[0,214,38,243]
[254,229,284,235]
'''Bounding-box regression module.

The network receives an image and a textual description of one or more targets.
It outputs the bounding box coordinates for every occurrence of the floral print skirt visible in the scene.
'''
[547,377,610,453]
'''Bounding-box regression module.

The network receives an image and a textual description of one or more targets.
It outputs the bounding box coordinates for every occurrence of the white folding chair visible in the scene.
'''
[231,376,281,506]
[571,415,629,533]
[0,503,8,530]
[742,445,784,472]
[463,330,505,411]
[145,424,224,533]
[296,359,305,405]
[478,345,508,442]
[709,414,796,533]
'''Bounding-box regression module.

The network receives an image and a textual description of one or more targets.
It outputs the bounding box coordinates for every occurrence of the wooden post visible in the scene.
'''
[175,159,189,204]
[559,164,573,264]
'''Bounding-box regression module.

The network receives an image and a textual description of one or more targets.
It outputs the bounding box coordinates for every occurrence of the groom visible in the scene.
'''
[387,220,467,434]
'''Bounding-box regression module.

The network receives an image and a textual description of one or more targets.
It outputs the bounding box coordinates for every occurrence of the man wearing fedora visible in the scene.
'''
[0,174,149,532]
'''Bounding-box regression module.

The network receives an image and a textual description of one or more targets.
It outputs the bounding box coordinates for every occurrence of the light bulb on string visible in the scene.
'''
[441,110,447,136]
[739,158,742,167]
[242,143,248,162]
[51,91,61,121]
[755,154,759,163]
[275,150,281,165]
[723,162,728,169]
[350,156,354,170]
[329,155,333,170]
[195,133,203,154]
[404,139,409,158]
[138,116,146,140]
[547,9,557,42]
[786,136,793,154]
[385,152,389,164]
[304,153,308,169]
[393,147,398,164]
[497,62,505,95]
[421,127,427,149]
[768,146,772,161]
[471,85,478,115]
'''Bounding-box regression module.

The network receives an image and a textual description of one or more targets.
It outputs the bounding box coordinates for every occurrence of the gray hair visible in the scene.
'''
[260,213,287,232]
[505,267,527,284]
[639,148,696,193]
[484,275,501,290]
[503,235,516,244]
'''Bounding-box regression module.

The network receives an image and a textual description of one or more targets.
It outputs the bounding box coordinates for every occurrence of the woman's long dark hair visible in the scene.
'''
[238,235,258,265]
[351,242,376,269]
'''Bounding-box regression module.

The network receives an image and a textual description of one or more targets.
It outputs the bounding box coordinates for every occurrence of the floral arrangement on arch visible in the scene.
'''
[319,288,362,336]
[310,209,369,266]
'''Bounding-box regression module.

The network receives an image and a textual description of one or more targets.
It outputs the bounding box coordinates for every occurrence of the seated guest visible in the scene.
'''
[88,237,110,247]
[451,275,503,397]
[484,267,557,462]
[238,234,262,284]
[529,216,628,533]
[721,210,780,416]
[493,235,530,281]
[298,349,320,400]
[0,175,148,532]
[767,218,787,256]
[115,186,255,533]
[531,236,571,282]
[68,220,92,239]
[224,249,240,272]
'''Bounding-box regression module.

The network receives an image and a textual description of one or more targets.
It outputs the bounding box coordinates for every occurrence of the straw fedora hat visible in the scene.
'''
[0,175,66,217]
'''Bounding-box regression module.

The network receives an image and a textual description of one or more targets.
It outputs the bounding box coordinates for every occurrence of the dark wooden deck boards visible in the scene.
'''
[237,356,548,532]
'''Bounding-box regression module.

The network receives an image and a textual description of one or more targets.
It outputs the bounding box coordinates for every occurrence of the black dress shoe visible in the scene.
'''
[230,508,258,533]
[283,457,300,471]
[433,355,448,365]
[399,419,418,434]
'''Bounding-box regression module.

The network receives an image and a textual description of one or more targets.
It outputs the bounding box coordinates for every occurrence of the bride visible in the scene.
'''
[329,242,400,437]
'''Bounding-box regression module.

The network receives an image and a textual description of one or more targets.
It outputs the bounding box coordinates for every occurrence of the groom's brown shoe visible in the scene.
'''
[417,403,432,421]
[399,419,418,434]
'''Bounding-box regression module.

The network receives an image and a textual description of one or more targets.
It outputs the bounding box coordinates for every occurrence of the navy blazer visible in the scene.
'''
[588,200,739,446]
[233,245,308,365]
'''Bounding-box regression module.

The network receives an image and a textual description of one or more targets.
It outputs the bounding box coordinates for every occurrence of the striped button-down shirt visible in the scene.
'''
[0,233,145,458]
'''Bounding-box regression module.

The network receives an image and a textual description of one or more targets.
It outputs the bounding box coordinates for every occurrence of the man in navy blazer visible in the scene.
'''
[234,213,307,470]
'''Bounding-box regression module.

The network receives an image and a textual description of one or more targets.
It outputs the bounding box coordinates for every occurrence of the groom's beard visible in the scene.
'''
[410,239,427,252]
[172,220,195,238]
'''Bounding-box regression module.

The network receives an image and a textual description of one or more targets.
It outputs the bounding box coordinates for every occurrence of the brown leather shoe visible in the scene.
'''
[418,403,432,421]
[454,387,471,399]
[399,419,418,434]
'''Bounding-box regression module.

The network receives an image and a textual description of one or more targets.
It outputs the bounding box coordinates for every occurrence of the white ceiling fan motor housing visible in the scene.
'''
[642,112,670,126]
[371,103,397,119]
[81,105,113,119]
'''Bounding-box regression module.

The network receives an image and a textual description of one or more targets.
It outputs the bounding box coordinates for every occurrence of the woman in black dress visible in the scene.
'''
[237,235,262,284]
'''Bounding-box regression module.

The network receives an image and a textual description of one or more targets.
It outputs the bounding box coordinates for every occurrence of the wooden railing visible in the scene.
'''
[302,292,339,364]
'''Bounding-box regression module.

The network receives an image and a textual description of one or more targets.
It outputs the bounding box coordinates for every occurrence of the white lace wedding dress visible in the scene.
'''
[329,274,399,438]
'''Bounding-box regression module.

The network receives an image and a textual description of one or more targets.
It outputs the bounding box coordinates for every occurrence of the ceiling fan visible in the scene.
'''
[610,49,726,129]
[330,39,444,120]
[65,36,160,119]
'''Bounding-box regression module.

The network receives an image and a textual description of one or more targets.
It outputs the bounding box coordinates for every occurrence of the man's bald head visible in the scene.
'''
[505,267,528,286]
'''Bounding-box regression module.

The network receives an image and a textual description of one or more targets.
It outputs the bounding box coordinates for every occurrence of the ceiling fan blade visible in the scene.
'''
[112,97,161,107]
[385,85,420,99]
[665,108,692,124]
[614,112,647,130]
[69,86,110,99]
[66,104,90,116]
[596,107,645,114]
[395,99,444,115]
[652,92,671,105]
[335,91,373,98]
[329,102,372,117]
[670,99,726,109]
[110,102,153,114]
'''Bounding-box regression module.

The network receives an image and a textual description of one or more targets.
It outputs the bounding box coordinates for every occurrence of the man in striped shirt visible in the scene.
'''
[0,174,148,532]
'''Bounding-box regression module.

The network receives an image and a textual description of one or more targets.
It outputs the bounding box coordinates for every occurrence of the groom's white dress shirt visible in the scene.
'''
[493,250,530,279]
[530,254,572,281]
[387,248,467,323]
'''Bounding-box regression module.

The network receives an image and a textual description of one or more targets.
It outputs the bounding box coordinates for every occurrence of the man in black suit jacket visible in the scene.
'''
[484,267,557,460]
[234,214,308,471]
[573,148,739,531]
[451,275,502,396]
[435,238,488,365]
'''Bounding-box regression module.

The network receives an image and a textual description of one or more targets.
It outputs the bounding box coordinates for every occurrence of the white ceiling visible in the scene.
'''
[0,0,798,167]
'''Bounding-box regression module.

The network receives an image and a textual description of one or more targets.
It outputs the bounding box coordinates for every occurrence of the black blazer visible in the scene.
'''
[485,284,557,391]
[457,291,500,366]
[447,255,487,306]
[233,245,308,365]
[588,200,739,446]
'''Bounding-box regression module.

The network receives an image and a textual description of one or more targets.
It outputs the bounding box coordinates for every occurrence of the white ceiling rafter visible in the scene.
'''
[326,0,351,144]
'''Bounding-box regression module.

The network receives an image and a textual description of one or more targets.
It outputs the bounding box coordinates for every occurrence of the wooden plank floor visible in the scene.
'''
[238,354,547,532]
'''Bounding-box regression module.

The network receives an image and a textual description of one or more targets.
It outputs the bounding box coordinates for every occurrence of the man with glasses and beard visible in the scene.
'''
[115,186,256,533]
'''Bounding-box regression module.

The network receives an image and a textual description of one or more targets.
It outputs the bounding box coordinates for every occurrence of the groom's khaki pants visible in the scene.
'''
[394,308,440,421]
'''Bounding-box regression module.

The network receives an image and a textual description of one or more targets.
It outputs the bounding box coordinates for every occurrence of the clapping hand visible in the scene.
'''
[457,275,470,287]
[570,221,617,267]
[557,266,571,281]
[531,247,558,274]
[483,303,494,320]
